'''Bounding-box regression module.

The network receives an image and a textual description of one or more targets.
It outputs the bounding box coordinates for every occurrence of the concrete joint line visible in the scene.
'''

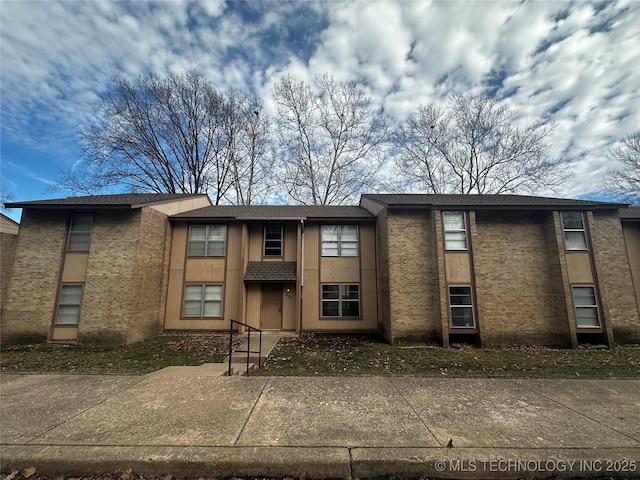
[233,377,270,446]
[389,377,443,447]
[520,382,640,445]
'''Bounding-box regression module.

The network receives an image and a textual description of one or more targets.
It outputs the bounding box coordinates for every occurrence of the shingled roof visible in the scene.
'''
[361,194,626,211]
[5,193,209,210]
[172,205,374,220]
[619,206,640,220]
[244,261,297,282]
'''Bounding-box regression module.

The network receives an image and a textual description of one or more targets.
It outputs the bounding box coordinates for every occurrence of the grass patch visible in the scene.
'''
[254,333,640,378]
[0,334,236,375]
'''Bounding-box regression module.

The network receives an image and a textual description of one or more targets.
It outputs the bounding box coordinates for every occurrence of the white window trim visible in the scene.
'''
[572,285,601,328]
[187,225,227,257]
[561,211,588,251]
[448,285,475,329]
[321,225,359,257]
[443,211,468,251]
[264,224,283,257]
[67,214,93,252]
[55,284,84,325]
[321,283,360,318]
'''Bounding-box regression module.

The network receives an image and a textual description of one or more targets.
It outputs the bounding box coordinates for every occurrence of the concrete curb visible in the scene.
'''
[3,445,640,479]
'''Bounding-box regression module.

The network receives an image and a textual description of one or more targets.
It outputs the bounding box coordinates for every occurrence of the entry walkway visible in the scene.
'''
[1,375,639,479]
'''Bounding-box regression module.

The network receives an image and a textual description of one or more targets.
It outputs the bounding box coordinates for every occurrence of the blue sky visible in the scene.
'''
[1,0,639,221]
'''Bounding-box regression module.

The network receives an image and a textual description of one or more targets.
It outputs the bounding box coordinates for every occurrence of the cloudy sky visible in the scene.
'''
[1,0,638,220]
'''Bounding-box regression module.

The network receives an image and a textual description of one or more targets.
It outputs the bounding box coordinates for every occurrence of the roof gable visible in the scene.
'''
[5,193,210,210]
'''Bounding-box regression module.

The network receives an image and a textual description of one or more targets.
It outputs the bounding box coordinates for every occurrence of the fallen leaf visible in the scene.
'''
[4,470,18,480]
[22,467,37,479]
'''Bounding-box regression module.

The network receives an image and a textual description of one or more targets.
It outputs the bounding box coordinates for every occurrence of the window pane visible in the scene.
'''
[562,212,584,230]
[342,301,360,317]
[59,285,83,304]
[207,241,225,256]
[573,286,596,306]
[342,285,359,300]
[451,306,474,327]
[207,225,226,241]
[265,226,282,240]
[445,232,467,250]
[204,285,223,301]
[322,301,340,317]
[68,215,93,251]
[56,305,80,325]
[450,293,472,305]
[183,301,202,317]
[341,225,358,241]
[564,231,587,250]
[184,285,203,301]
[189,226,206,241]
[341,241,358,256]
[575,307,600,327]
[322,285,340,299]
[443,212,465,230]
[203,301,222,317]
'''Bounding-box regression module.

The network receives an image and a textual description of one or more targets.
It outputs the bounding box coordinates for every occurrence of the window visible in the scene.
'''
[67,214,93,251]
[264,225,283,257]
[321,284,360,317]
[183,284,223,317]
[188,225,226,257]
[55,284,84,325]
[572,286,600,328]
[443,212,467,250]
[321,225,358,256]
[449,286,475,328]
[561,212,587,250]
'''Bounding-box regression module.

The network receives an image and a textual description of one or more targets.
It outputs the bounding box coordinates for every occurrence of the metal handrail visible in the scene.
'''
[228,319,263,376]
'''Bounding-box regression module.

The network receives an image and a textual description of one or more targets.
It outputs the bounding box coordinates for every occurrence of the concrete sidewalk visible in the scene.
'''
[1,374,639,479]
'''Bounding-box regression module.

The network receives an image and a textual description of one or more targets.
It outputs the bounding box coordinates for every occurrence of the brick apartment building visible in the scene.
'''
[2,193,639,347]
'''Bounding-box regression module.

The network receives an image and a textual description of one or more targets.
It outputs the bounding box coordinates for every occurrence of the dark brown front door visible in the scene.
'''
[261,283,282,330]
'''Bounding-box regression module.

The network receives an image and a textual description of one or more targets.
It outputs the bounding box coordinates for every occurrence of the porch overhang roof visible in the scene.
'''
[244,261,297,282]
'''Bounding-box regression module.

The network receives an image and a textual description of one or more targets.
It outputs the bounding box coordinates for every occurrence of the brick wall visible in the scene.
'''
[1,210,67,344]
[589,211,640,343]
[473,211,571,347]
[78,210,140,344]
[386,209,441,342]
[128,207,171,343]
[1,232,18,308]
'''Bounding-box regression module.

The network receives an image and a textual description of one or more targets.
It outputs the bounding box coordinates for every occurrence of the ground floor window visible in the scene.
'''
[449,286,475,328]
[321,284,360,317]
[55,284,84,325]
[183,284,223,318]
[572,285,600,328]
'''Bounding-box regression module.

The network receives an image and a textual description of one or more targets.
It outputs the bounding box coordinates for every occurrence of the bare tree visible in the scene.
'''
[393,92,570,194]
[604,133,640,205]
[62,70,272,204]
[273,74,388,205]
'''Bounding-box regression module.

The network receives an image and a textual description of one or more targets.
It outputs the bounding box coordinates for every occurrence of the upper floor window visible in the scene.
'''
[561,212,587,250]
[264,225,283,257]
[188,225,226,257]
[321,225,358,257]
[443,211,467,250]
[67,214,93,252]
[55,284,84,325]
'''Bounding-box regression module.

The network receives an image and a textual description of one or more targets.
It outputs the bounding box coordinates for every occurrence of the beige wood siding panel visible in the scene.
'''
[302,269,319,330]
[623,223,640,312]
[226,223,243,270]
[445,253,472,284]
[284,223,297,261]
[359,222,377,270]
[61,253,89,283]
[246,283,261,329]
[248,223,263,261]
[312,319,376,331]
[225,223,243,323]
[282,282,297,330]
[361,266,378,330]
[185,259,226,282]
[566,252,594,284]
[304,223,320,270]
[149,197,211,215]
[164,273,185,329]
[170,223,188,270]
[320,257,360,283]
[51,326,78,341]
[171,318,228,331]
